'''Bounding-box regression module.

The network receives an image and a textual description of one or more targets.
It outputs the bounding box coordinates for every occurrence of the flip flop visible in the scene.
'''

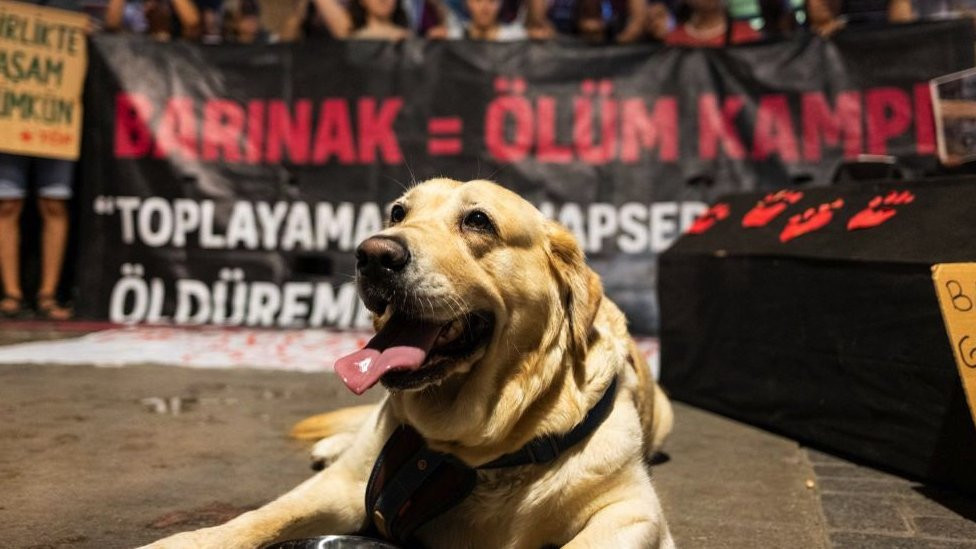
[35,294,72,321]
[0,296,25,319]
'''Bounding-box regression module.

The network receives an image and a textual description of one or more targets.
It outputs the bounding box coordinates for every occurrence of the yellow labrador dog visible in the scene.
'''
[144,178,674,549]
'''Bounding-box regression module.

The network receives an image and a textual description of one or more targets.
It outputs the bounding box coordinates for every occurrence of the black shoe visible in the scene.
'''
[0,296,25,319]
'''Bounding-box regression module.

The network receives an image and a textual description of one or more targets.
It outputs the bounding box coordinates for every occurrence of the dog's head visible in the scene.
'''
[335,178,603,438]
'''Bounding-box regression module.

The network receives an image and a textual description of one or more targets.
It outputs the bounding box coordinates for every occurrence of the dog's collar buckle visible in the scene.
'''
[363,426,476,547]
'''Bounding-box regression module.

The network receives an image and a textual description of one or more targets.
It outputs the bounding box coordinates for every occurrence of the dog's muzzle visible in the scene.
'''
[356,235,410,313]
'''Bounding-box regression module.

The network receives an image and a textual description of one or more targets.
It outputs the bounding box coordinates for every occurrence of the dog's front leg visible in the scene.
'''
[564,498,674,549]
[141,462,369,549]
[563,468,674,549]
[142,403,395,549]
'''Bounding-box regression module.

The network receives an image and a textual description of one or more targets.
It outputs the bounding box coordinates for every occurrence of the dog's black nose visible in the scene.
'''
[357,236,410,273]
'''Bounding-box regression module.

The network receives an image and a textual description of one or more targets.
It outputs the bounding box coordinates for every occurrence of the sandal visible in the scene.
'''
[0,295,24,319]
[36,294,72,321]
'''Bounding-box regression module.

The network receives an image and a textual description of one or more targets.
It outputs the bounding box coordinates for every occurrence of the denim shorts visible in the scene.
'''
[0,153,75,200]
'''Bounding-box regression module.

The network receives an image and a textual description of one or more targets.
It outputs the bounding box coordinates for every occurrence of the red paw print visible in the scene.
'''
[846,190,915,231]
[687,203,730,235]
[779,199,844,243]
[742,190,804,228]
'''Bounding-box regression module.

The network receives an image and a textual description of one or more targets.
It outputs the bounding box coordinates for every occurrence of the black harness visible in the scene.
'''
[363,377,619,547]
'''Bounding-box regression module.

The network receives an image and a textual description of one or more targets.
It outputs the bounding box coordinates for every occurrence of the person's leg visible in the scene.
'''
[0,154,28,316]
[37,198,70,295]
[35,159,75,320]
[0,199,25,313]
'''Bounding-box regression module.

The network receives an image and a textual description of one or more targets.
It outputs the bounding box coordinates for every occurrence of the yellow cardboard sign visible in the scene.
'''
[932,263,976,427]
[0,1,88,160]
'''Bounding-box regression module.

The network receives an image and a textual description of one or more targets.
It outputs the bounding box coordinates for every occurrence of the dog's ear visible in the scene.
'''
[546,221,603,355]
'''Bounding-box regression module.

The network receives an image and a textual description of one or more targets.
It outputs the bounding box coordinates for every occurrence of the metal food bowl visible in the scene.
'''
[263,535,400,549]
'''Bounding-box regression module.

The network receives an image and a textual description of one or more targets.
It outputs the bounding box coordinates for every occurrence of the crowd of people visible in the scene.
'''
[1,0,974,322]
[29,0,976,45]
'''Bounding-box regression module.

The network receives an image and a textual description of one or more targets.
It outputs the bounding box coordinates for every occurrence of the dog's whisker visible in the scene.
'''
[403,157,418,188]
[448,292,469,315]
[446,294,471,335]
[445,294,461,318]
[382,174,410,192]
[486,163,506,182]
[392,288,405,315]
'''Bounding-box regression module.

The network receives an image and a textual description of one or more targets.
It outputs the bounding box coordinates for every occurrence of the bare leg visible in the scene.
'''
[37,198,71,319]
[0,198,24,313]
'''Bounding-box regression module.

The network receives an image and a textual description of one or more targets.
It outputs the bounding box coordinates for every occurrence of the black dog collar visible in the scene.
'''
[478,376,618,469]
[363,376,619,546]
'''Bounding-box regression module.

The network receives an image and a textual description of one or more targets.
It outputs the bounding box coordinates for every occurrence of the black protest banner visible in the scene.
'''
[76,21,974,335]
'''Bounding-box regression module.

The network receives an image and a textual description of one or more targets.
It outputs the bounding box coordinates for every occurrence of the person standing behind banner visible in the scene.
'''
[309,0,414,39]
[0,0,91,320]
[575,0,636,42]
[310,0,451,38]
[278,0,326,40]
[222,0,272,42]
[104,0,203,40]
[642,0,674,42]
[805,0,843,34]
[760,0,799,39]
[447,0,527,39]
[279,0,345,40]
[664,0,761,46]
[526,0,646,42]
[806,0,915,36]
[197,0,224,43]
[401,0,452,37]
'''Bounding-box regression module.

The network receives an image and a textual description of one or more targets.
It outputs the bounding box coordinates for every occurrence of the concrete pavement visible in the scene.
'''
[0,328,974,548]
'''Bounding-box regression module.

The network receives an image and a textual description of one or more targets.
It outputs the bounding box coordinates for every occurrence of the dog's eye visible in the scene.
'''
[390,204,406,224]
[462,210,495,234]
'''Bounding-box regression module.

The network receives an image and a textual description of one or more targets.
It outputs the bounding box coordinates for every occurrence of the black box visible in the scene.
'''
[659,178,976,491]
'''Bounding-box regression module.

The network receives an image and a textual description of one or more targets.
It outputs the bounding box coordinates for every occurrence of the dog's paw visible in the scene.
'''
[310,432,357,470]
[139,525,258,549]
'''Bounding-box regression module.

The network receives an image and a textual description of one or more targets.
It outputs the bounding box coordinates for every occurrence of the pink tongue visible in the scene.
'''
[334,314,444,395]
